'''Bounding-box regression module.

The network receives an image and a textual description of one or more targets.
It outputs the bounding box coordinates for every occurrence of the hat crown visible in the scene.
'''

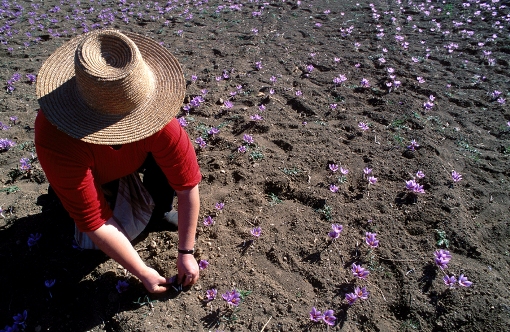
[74,30,154,116]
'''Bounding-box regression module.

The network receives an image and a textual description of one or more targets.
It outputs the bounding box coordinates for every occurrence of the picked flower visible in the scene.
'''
[251,226,262,237]
[443,275,456,288]
[365,232,379,248]
[199,260,209,270]
[222,289,241,306]
[458,274,472,287]
[203,215,215,226]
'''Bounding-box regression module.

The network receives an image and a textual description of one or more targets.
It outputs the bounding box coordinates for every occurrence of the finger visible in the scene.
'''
[182,274,194,287]
[152,284,169,293]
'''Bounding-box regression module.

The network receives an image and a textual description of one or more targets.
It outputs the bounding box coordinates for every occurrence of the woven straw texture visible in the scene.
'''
[36,29,185,145]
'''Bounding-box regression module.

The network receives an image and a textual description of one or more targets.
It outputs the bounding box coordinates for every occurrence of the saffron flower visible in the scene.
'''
[363,167,372,175]
[243,134,254,144]
[195,137,207,149]
[12,310,27,329]
[451,170,462,182]
[345,293,358,305]
[351,263,370,279]
[458,274,472,287]
[20,158,31,171]
[238,145,247,153]
[322,310,336,326]
[340,167,349,175]
[360,78,370,87]
[434,249,452,269]
[223,100,233,109]
[417,76,425,83]
[177,117,188,127]
[306,64,314,72]
[45,279,56,288]
[328,224,343,239]
[203,215,215,226]
[416,170,425,179]
[329,184,339,193]
[255,61,262,70]
[368,176,377,185]
[295,90,302,96]
[27,233,42,247]
[222,289,241,306]
[116,280,129,293]
[205,288,217,301]
[443,275,456,288]
[208,127,219,136]
[407,139,419,151]
[251,226,262,237]
[405,179,425,194]
[354,286,369,300]
[0,138,15,151]
[365,232,379,248]
[328,164,339,172]
[250,114,263,121]
[199,260,209,270]
[309,307,322,322]
[423,101,434,110]
[215,202,225,211]
[358,122,369,131]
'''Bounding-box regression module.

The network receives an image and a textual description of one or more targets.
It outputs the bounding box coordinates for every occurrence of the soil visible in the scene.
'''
[0,0,509,331]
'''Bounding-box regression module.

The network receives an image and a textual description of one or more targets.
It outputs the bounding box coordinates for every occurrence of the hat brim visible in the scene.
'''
[37,30,185,145]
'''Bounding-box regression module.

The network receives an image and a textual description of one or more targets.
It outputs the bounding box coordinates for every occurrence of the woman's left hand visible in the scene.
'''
[177,253,200,286]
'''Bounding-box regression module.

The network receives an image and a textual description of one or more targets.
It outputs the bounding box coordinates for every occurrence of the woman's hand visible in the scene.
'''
[177,253,200,286]
[140,266,171,293]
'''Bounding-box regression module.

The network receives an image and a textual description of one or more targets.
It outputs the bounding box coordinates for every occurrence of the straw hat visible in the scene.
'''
[36,29,185,145]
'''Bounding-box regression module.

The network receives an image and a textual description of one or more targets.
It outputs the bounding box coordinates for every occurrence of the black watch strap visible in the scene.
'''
[178,248,195,255]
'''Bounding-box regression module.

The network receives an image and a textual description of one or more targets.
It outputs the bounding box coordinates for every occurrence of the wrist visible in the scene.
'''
[178,248,195,255]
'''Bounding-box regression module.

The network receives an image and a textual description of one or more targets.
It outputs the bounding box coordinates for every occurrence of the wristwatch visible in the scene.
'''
[178,248,195,254]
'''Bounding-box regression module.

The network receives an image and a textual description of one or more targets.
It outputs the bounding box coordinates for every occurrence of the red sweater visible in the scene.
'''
[34,111,201,232]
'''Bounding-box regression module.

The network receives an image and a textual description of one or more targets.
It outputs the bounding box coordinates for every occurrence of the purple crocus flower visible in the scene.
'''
[12,310,27,328]
[405,179,425,194]
[251,226,262,237]
[358,122,369,131]
[434,249,452,269]
[328,163,339,172]
[340,167,349,175]
[20,158,31,171]
[458,274,472,287]
[306,64,314,73]
[177,117,188,127]
[443,275,456,288]
[26,73,36,83]
[208,127,219,136]
[238,145,247,153]
[360,78,370,87]
[0,138,15,151]
[223,100,233,109]
[222,289,241,306]
[191,75,198,82]
[243,134,254,144]
[195,137,207,149]
[328,224,343,239]
[44,279,56,288]
[363,167,372,175]
[368,176,378,185]
[116,280,129,293]
[203,216,215,226]
[250,114,263,121]
[322,310,336,326]
[345,292,358,305]
[205,288,217,301]
[423,100,434,110]
[451,170,462,182]
[198,260,209,270]
[351,263,370,279]
[215,202,225,211]
[416,170,425,179]
[365,232,379,248]
[27,233,42,247]
[309,307,322,322]
[407,139,419,151]
[355,286,369,300]
[329,184,339,193]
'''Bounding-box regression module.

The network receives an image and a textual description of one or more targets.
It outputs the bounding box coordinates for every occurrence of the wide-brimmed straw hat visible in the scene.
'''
[36,29,185,145]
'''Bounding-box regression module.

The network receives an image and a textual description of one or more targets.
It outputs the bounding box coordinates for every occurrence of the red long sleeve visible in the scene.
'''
[35,110,201,232]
